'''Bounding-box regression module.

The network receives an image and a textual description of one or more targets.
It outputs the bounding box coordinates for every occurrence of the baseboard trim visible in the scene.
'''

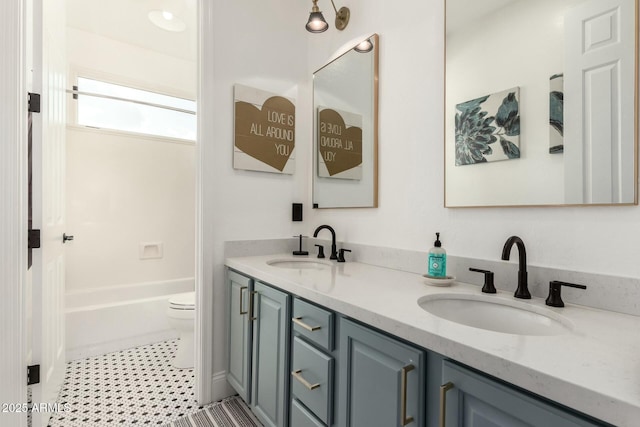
[211,371,236,403]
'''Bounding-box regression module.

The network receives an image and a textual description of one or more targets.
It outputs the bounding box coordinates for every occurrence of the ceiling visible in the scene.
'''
[66,0,197,62]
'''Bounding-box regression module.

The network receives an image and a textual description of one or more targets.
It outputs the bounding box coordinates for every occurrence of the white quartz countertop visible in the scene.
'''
[226,254,640,427]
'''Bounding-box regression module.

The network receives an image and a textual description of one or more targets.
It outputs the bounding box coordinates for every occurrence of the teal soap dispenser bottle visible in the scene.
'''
[428,232,447,277]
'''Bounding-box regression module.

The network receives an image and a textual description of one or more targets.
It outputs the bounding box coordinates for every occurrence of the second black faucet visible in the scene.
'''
[501,235,531,299]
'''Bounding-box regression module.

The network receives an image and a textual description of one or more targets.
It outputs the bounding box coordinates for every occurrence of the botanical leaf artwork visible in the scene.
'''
[455,87,521,166]
[549,74,564,154]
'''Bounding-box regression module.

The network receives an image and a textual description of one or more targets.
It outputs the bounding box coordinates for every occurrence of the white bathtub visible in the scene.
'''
[65,278,194,361]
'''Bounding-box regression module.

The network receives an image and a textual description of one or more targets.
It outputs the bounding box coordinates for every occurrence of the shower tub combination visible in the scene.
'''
[65,278,193,361]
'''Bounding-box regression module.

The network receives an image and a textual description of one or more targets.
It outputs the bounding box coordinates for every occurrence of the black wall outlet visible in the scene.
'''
[292,203,303,221]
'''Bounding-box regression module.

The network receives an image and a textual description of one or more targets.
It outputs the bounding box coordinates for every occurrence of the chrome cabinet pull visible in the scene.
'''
[439,382,454,427]
[292,316,321,332]
[239,286,248,315]
[249,291,258,321]
[400,364,415,425]
[291,369,320,390]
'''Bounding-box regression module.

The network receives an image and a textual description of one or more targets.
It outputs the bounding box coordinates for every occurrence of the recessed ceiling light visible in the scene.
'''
[148,10,186,32]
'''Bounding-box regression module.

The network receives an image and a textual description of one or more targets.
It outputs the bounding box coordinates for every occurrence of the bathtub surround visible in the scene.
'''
[65,278,193,360]
[65,127,196,292]
[225,238,640,317]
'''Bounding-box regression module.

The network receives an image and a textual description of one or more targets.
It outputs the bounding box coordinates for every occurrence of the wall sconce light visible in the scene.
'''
[305,0,350,33]
[353,38,373,53]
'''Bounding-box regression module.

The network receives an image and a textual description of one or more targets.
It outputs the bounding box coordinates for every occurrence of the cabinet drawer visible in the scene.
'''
[292,298,334,351]
[291,399,326,427]
[291,336,333,425]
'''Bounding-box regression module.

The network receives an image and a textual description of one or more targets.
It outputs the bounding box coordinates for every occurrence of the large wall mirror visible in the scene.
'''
[445,0,638,207]
[313,34,379,208]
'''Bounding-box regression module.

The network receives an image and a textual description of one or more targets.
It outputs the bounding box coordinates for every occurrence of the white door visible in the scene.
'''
[564,0,635,204]
[30,0,67,425]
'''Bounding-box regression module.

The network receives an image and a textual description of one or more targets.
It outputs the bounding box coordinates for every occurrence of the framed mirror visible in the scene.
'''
[445,0,638,207]
[313,34,379,208]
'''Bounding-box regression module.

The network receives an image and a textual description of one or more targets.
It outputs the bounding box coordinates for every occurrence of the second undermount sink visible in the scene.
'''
[417,293,573,336]
[266,258,332,270]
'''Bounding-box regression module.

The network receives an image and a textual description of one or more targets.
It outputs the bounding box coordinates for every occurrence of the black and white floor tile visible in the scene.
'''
[48,340,202,427]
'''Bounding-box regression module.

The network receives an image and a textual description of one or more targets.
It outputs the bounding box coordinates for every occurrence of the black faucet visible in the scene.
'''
[313,225,338,260]
[501,236,531,299]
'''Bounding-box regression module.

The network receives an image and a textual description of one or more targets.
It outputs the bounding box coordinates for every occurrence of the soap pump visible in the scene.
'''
[427,232,447,277]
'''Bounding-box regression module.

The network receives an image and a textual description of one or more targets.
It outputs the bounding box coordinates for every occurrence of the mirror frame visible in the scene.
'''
[444,0,639,208]
[312,33,379,209]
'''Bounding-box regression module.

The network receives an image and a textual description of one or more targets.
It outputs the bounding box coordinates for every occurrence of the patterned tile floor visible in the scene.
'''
[48,340,203,427]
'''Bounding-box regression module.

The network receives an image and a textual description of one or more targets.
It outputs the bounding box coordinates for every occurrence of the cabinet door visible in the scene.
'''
[338,318,425,427]
[227,270,252,402]
[252,281,291,427]
[441,361,606,427]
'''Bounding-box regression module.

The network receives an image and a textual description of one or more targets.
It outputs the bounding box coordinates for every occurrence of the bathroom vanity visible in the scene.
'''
[225,254,638,427]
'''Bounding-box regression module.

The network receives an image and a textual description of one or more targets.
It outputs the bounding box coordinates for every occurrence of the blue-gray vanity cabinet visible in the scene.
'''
[440,360,608,427]
[338,318,426,427]
[292,297,334,352]
[291,336,334,425]
[291,398,326,427]
[226,270,252,403]
[290,297,336,427]
[251,281,291,427]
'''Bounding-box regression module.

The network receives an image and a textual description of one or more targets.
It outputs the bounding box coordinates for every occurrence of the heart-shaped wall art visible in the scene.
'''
[235,95,295,172]
[318,108,362,178]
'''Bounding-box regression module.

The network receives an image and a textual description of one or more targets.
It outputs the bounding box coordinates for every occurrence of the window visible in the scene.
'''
[75,77,196,141]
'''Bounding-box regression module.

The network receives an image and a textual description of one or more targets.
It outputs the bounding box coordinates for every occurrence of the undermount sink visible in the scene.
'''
[417,293,573,336]
[266,258,332,270]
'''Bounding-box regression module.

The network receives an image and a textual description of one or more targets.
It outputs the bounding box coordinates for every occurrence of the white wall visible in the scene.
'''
[65,27,196,291]
[304,0,640,278]
[67,28,196,97]
[204,0,310,386]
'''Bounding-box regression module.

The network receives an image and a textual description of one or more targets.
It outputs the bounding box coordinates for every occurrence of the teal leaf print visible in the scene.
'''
[550,91,563,136]
[455,87,520,166]
[500,136,520,159]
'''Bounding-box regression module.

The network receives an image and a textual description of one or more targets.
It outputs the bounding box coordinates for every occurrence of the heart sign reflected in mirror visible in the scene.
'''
[317,107,363,179]
[234,84,296,174]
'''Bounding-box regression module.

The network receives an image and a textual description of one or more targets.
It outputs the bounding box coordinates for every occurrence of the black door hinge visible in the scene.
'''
[29,229,41,249]
[28,93,41,113]
[27,365,40,385]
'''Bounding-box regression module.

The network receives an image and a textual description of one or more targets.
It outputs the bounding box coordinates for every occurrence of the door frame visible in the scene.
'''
[195,0,214,405]
[0,1,28,426]
[0,1,216,424]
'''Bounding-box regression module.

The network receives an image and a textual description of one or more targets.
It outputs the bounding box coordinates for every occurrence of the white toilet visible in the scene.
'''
[166,291,195,369]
